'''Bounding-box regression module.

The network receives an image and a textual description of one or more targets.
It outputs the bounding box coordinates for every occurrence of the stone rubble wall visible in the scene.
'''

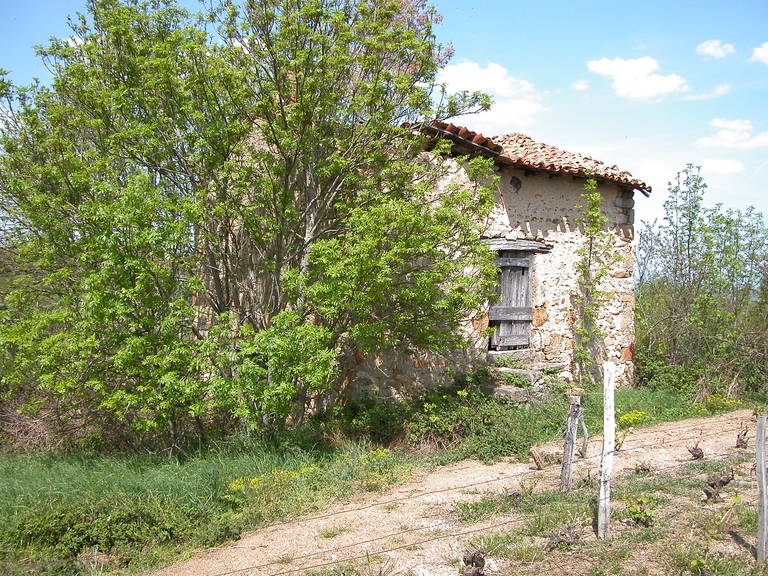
[337,343,486,402]
[487,165,637,387]
[341,160,638,400]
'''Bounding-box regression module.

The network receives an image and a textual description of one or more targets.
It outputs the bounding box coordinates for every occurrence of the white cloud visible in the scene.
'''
[750,42,768,65]
[572,79,589,91]
[701,158,745,174]
[66,36,84,47]
[437,60,545,135]
[229,38,252,53]
[695,118,768,149]
[713,118,752,130]
[587,56,688,100]
[438,61,536,99]
[696,39,735,58]
[683,83,731,100]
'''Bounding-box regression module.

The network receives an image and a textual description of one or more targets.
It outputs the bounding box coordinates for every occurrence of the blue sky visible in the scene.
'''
[2,0,767,224]
[434,0,768,225]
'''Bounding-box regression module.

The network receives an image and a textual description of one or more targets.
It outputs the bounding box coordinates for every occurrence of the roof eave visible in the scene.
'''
[420,121,652,196]
[493,159,653,197]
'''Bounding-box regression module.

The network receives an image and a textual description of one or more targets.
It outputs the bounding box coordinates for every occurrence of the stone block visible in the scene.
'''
[487,348,536,364]
[492,385,533,403]
[532,306,549,327]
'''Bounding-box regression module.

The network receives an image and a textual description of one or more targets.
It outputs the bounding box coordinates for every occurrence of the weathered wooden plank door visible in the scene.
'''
[489,250,532,349]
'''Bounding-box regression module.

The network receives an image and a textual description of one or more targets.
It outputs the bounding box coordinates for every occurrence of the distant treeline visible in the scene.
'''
[635,165,768,401]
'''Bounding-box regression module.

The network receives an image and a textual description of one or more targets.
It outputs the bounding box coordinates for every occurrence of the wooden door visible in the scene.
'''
[489,250,532,349]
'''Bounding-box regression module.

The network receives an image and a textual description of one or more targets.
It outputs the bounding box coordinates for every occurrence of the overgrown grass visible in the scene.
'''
[0,441,413,575]
[453,453,763,576]
[456,492,519,523]
[580,384,726,434]
[332,369,573,463]
[0,369,750,575]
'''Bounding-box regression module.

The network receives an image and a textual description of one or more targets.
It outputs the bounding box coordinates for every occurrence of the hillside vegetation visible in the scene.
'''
[635,166,768,403]
[0,1,767,575]
[0,375,746,575]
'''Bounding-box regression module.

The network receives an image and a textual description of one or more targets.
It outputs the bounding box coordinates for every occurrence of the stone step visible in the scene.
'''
[483,366,545,403]
[487,348,535,365]
[489,385,533,403]
[491,367,544,386]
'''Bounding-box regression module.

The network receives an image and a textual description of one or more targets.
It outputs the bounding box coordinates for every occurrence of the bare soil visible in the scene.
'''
[148,409,759,576]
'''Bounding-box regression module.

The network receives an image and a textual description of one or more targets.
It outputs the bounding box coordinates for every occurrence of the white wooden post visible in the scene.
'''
[561,395,581,492]
[598,362,616,540]
[757,414,767,563]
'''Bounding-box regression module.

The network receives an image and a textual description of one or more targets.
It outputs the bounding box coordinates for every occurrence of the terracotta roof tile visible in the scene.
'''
[427,121,651,195]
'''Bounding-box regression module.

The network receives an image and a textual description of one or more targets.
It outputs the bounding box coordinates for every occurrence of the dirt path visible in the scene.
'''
[149,409,756,576]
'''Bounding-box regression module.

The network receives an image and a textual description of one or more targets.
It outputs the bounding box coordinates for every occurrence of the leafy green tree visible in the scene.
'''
[0,0,227,446]
[0,0,496,446]
[635,165,768,398]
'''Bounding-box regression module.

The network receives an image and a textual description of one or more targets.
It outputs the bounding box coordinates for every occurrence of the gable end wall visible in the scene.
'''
[341,160,637,401]
[488,167,636,386]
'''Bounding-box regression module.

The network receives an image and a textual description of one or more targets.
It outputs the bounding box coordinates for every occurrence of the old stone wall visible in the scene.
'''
[340,160,638,400]
[337,341,486,402]
[489,166,636,386]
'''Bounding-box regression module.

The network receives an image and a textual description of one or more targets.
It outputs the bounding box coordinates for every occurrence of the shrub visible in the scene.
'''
[617,410,648,429]
[635,354,701,395]
[493,370,532,388]
[493,356,524,369]
[334,394,412,444]
[408,377,569,463]
[705,394,742,413]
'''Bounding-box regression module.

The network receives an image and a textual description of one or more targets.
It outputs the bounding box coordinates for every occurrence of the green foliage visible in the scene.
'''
[469,533,515,559]
[493,369,532,388]
[575,384,703,437]
[402,375,569,463]
[4,493,186,558]
[635,356,701,394]
[0,0,497,447]
[453,397,569,463]
[403,380,491,452]
[456,492,518,523]
[516,490,591,537]
[617,409,648,429]
[667,541,758,576]
[0,382,748,575]
[0,438,414,574]
[325,368,570,463]
[704,393,742,413]
[204,311,338,425]
[317,525,348,538]
[334,394,413,445]
[636,165,768,399]
[625,495,656,526]
[492,356,524,369]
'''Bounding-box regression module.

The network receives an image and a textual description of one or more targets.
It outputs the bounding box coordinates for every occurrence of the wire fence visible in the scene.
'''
[196,413,757,576]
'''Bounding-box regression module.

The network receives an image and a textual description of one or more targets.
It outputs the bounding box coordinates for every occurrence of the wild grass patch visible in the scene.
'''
[0,380,753,575]
[469,532,514,557]
[0,442,414,575]
[456,492,517,523]
[665,540,761,576]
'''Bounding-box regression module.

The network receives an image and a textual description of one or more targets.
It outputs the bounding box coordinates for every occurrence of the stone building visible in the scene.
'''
[344,122,650,396]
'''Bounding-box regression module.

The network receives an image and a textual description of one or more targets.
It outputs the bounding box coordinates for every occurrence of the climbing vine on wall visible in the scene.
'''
[573,178,618,384]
